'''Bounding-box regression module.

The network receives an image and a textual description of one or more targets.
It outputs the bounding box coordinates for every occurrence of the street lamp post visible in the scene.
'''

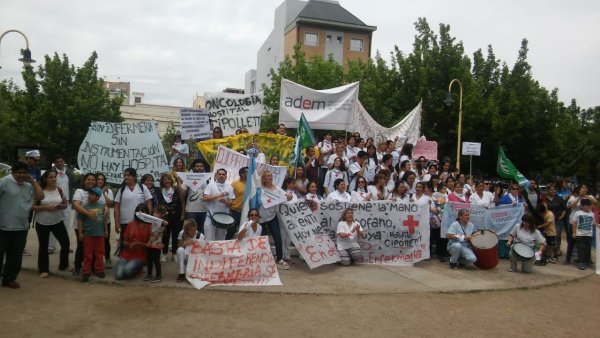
[0,29,36,69]
[444,79,463,173]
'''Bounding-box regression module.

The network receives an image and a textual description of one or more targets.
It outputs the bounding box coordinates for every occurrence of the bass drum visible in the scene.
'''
[511,242,534,261]
[470,230,499,270]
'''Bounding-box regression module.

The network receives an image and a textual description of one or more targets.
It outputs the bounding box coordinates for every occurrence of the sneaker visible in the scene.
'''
[508,268,515,272]
[22,249,31,256]
[547,258,557,264]
[449,262,459,270]
[72,269,81,276]
[105,259,113,269]
[160,254,167,263]
[152,277,163,283]
[95,272,105,279]
[176,274,185,282]
[81,274,90,283]
[577,263,587,270]
[39,272,49,278]
[277,260,290,270]
[143,275,152,281]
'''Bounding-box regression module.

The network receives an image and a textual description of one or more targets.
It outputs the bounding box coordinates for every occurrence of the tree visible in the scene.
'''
[1,51,122,164]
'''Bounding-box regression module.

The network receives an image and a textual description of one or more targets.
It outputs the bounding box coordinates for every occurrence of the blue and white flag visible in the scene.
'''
[240,148,262,225]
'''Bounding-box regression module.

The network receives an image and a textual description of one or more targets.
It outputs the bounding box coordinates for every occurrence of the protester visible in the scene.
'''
[115,204,151,281]
[304,181,323,211]
[258,170,292,270]
[367,173,388,201]
[537,202,557,263]
[365,145,378,183]
[156,173,184,262]
[141,174,159,210]
[544,183,566,258]
[304,145,322,184]
[169,133,189,168]
[229,167,248,240]
[565,184,597,264]
[183,160,209,235]
[172,157,186,174]
[237,209,262,241]
[145,206,168,283]
[281,177,299,263]
[327,143,349,169]
[387,181,411,202]
[571,198,599,270]
[114,168,153,257]
[447,182,468,203]
[0,162,43,288]
[176,219,204,282]
[496,182,523,259]
[32,170,70,278]
[446,209,477,270]
[49,154,74,254]
[402,171,417,194]
[348,151,367,191]
[71,173,97,276]
[25,150,42,182]
[351,176,372,202]
[327,179,352,202]
[324,157,348,196]
[77,187,107,282]
[294,166,309,196]
[469,181,495,208]
[203,169,234,241]
[269,155,280,166]
[336,208,365,266]
[506,213,546,273]
[317,133,334,195]
[96,172,115,268]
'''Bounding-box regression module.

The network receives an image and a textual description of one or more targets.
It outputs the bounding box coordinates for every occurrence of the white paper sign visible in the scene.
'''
[186,236,282,289]
[176,172,212,192]
[213,145,287,187]
[179,108,211,140]
[78,121,169,184]
[204,92,264,136]
[260,189,287,208]
[278,201,341,269]
[279,79,359,130]
[462,142,482,156]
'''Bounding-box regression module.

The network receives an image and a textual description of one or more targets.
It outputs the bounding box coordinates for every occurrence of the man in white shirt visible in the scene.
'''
[318,134,335,196]
[348,151,368,191]
[49,155,74,254]
[202,169,235,241]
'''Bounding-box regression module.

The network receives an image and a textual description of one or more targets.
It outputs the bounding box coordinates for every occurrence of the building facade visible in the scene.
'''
[245,0,376,94]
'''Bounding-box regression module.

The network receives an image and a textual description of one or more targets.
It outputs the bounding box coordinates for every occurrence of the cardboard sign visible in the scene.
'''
[212,145,287,187]
[413,139,438,160]
[179,108,211,140]
[204,92,264,136]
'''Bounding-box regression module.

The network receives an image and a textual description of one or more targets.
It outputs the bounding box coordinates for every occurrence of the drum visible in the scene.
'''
[210,212,235,229]
[511,242,534,261]
[470,230,499,270]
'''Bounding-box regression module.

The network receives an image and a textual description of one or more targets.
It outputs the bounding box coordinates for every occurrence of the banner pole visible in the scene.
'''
[469,155,473,181]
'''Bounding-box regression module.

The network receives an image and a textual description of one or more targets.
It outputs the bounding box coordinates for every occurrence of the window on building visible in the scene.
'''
[327,34,333,43]
[350,38,364,52]
[337,36,343,44]
[134,96,142,104]
[304,32,318,46]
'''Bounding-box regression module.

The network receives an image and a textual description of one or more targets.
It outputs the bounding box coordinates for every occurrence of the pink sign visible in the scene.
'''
[413,140,438,160]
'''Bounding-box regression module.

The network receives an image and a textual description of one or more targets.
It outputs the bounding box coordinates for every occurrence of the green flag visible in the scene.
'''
[497,146,529,186]
[298,113,316,150]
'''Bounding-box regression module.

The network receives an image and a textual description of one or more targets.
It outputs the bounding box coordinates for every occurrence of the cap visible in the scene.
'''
[25,150,40,159]
[89,187,103,196]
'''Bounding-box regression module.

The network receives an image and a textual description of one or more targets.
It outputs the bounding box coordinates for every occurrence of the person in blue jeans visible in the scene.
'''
[115,204,151,280]
[446,209,477,270]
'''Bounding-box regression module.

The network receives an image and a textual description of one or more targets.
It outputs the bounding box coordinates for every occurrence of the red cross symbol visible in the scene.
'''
[192,180,198,186]
[267,198,272,205]
[403,215,419,234]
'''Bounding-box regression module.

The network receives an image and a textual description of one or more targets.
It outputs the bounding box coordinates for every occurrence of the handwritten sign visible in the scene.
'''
[413,139,438,160]
[179,108,211,140]
[176,172,212,192]
[313,201,429,266]
[78,121,169,184]
[186,237,281,289]
[278,201,340,269]
[204,92,264,136]
[213,145,287,187]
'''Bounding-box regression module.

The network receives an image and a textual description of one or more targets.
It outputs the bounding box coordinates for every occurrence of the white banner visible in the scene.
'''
[278,201,341,269]
[261,189,287,209]
[279,79,359,130]
[179,108,211,140]
[314,201,429,266]
[78,121,169,184]
[441,202,524,240]
[350,100,422,145]
[176,172,212,192]
[186,237,281,289]
[213,145,287,187]
[204,92,264,136]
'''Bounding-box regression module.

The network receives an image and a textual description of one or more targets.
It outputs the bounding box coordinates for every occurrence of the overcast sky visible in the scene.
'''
[1,0,599,109]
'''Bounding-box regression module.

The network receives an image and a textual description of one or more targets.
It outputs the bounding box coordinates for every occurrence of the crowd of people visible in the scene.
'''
[0,127,599,289]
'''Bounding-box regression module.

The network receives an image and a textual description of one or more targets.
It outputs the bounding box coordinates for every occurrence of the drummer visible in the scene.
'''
[202,169,235,241]
[506,213,546,273]
[446,209,477,270]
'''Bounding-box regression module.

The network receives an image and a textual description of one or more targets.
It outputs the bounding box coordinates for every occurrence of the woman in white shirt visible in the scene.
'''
[367,173,388,201]
[388,181,411,202]
[304,181,324,212]
[336,208,366,266]
[469,181,495,208]
[32,171,70,277]
[323,157,348,196]
[237,209,262,240]
[351,177,372,202]
[71,173,98,276]
[327,179,351,202]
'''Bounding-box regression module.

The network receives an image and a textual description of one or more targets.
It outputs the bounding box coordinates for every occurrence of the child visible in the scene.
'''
[537,202,557,263]
[571,198,600,270]
[78,187,108,282]
[176,219,204,282]
[144,205,169,283]
[336,208,366,266]
[237,209,262,241]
